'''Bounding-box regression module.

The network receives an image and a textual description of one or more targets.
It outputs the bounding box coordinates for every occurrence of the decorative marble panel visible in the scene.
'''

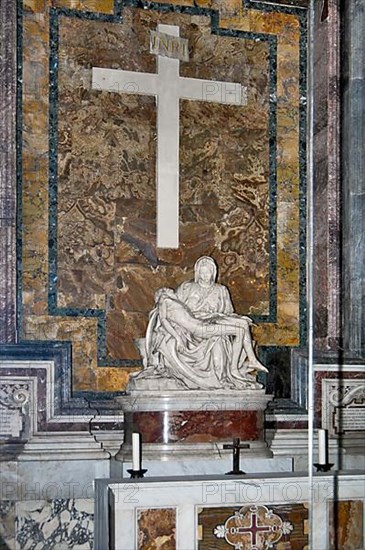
[16,498,94,550]
[18,0,307,393]
[128,409,263,443]
[0,500,16,550]
[137,508,176,550]
[328,499,364,550]
[197,502,308,549]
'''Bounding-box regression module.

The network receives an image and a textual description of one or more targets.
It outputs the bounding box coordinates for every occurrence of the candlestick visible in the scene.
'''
[314,428,333,471]
[132,432,141,471]
[127,468,148,479]
[313,462,334,472]
[318,429,327,465]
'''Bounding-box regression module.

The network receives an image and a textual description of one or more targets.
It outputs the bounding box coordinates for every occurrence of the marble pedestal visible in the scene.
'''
[115,390,274,468]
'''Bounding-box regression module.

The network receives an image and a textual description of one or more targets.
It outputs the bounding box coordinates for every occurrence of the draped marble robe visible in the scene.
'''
[141,281,258,390]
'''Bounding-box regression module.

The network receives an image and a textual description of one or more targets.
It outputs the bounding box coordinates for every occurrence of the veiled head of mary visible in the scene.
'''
[194,256,217,286]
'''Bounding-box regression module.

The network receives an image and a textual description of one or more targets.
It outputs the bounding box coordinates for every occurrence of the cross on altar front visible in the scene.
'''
[230,506,274,548]
[92,24,247,248]
[215,504,287,549]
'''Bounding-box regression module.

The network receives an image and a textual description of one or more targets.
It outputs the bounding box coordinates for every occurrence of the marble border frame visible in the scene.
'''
[14,0,307,395]
[0,341,128,408]
[0,342,88,417]
[0,342,126,419]
[240,1,309,349]
[47,2,280,366]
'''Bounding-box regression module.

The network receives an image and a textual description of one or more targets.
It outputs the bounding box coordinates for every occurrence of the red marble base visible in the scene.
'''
[125,410,264,444]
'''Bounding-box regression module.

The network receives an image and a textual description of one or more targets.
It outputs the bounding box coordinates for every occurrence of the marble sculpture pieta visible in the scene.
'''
[130,256,268,391]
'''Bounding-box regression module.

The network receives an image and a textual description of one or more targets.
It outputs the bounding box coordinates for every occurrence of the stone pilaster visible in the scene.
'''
[341,0,365,357]
[0,0,17,342]
[313,0,341,351]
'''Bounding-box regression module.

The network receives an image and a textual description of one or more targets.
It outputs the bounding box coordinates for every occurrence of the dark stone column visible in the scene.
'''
[313,0,341,351]
[341,0,365,357]
[0,0,17,342]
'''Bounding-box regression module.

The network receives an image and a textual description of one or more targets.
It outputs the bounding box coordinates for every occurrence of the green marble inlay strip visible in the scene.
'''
[299,12,307,347]
[16,0,24,340]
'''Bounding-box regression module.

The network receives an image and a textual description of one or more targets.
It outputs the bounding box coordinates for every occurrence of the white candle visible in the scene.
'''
[132,432,141,471]
[318,429,327,464]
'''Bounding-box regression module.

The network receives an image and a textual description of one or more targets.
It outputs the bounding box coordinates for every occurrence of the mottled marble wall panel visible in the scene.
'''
[53,0,114,12]
[19,0,306,392]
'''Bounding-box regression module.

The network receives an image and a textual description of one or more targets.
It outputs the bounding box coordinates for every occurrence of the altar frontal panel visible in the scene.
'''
[19,0,305,392]
[197,503,308,549]
[100,475,364,550]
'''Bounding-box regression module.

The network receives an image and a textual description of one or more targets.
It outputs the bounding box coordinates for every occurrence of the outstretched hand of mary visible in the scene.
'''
[130,256,267,391]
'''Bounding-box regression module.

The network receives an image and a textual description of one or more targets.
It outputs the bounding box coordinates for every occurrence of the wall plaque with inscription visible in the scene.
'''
[333,403,365,434]
[0,405,23,438]
[0,382,30,441]
[322,380,365,436]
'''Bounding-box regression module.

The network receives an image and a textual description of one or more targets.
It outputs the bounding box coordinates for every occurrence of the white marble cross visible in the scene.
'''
[92,24,247,248]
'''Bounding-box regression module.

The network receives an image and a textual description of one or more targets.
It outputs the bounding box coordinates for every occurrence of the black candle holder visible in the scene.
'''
[313,463,334,472]
[127,468,148,479]
[225,469,246,476]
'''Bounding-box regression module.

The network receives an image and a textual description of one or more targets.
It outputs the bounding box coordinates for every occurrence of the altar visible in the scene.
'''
[95,472,365,550]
